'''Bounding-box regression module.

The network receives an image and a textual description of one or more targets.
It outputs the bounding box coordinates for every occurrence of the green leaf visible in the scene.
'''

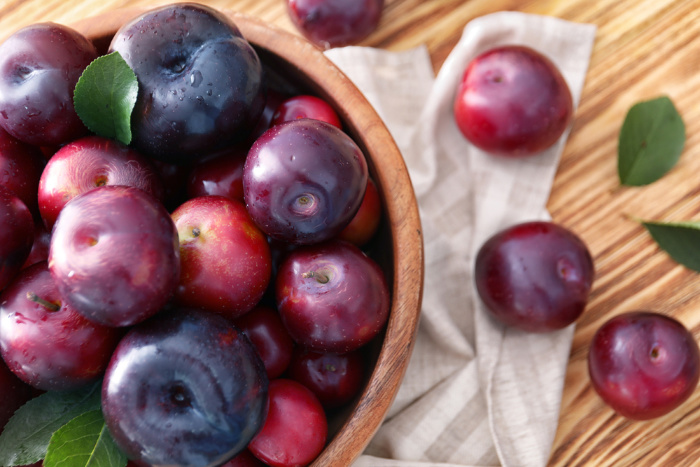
[44,410,127,467]
[0,382,101,466]
[642,220,700,272]
[618,96,685,186]
[73,51,138,145]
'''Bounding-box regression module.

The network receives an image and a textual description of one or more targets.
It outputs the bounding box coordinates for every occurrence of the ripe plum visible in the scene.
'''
[243,119,367,245]
[474,221,594,332]
[454,45,573,156]
[588,311,700,420]
[0,23,96,146]
[287,0,384,49]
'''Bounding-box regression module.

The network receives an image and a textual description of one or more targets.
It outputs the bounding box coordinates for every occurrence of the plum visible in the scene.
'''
[0,23,96,146]
[102,308,268,466]
[0,262,120,391]
[270,95,342,128]
[276,240,389,352]
[48,185,180,327]
[454,45,573,156]
[37,135,164,229]
[243,119,367,245]
[589,311,700,420]
[287,0,384,49]
[288,347,365,409]
[474,221,594,332]
[109,3,266,163]
[248,379,327,467]
[235,306,295,379]
[172,195,272,319]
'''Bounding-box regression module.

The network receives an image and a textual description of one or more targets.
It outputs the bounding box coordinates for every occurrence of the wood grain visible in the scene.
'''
[2,0,700,465]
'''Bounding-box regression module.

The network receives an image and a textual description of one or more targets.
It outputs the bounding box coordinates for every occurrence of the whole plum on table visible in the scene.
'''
[109,3,266,164]
[244,118,368,245]
[474,221,594,332]
[287,0,384,49]
[0,23,96,146]
[454,45,573,156]
[588,311,700,420]
[48,185,180,327]
[102,309,268,466]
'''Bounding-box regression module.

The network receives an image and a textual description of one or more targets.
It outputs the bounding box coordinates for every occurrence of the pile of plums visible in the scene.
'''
[0,3,388,466]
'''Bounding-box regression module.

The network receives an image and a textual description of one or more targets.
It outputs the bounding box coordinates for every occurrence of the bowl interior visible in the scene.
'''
[72,8,424,465]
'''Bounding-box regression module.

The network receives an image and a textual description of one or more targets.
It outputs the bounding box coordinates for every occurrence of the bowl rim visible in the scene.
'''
[71,6,424,465]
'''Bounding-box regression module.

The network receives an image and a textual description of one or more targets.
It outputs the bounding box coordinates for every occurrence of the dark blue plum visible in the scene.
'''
[109,3,265,164]
[243,118,368,245]
[102,309,269,467]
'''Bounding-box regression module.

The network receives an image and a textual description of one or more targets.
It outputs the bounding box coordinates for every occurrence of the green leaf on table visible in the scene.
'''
[618,96,685,186]
[0,382,101,466]
[44,410,127,467]
[641,220,700,272]
[73,51,138,145]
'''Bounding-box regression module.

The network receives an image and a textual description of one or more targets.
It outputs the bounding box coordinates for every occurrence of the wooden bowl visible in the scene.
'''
[72,6,424,466]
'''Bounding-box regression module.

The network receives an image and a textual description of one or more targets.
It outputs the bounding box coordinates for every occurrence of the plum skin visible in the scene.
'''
[287,0,384,49]
[248,379,327,467]
[48,185,180,328]
[0,23,96,146]
[234,306,295,379]
[474,221,594,332]
[275,240,390,353]
[243,118,368,245]
[172,195,272,319]
[454,45,573,156]
[588,311,700,420]
[109,3,265,163]
[288,347,365,409]
[38,135,165,230]
[0,262,121,391]
[102,309,269,467]
[270,95,342,128]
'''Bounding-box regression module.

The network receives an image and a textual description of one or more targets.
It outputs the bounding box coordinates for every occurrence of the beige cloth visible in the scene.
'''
[324,12,597,467]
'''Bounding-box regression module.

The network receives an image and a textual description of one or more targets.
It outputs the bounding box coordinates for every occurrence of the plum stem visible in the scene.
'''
[302,271,329,284]
[26,292,60,312]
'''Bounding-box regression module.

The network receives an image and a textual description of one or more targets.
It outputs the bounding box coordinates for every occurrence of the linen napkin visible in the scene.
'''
[324,12,596,467]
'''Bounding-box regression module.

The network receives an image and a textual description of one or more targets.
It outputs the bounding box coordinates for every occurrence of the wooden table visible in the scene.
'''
[2,0,699,465]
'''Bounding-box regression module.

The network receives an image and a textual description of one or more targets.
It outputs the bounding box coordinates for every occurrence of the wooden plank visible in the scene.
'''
[1,0,700,465]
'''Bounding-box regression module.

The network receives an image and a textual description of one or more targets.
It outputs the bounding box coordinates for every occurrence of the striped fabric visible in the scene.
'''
[325,12,596,467]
